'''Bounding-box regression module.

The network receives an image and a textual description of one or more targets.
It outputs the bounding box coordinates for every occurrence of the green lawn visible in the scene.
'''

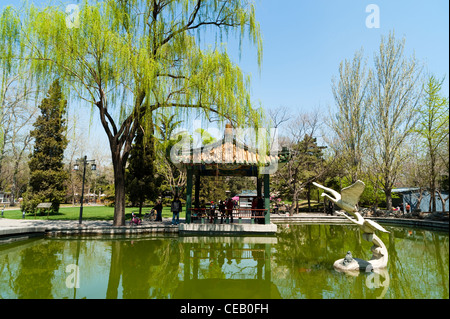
[1,205,182,221]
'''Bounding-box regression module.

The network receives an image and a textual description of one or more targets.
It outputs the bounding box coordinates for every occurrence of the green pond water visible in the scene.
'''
[0,224,448,299]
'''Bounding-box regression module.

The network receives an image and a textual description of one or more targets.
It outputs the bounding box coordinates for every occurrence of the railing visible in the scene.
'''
[189,207,267,224]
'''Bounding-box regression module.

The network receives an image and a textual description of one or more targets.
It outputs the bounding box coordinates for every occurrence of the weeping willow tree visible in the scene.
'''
[0,0,263,225]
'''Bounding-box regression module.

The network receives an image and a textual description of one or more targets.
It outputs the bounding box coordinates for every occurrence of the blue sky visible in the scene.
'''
[233,0,449,114]
[1,0,448,159]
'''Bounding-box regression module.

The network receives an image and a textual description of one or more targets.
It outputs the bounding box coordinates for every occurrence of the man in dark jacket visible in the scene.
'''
[171,196,182,225]
[257,195,265,224]
[154,199,163,221]
[226,198,234,223]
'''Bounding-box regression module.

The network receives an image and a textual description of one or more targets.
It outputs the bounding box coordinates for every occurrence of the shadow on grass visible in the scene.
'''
[80,213,135,221]
[10,207,180,221]
[39,213,139,220]
[25,211,65,217]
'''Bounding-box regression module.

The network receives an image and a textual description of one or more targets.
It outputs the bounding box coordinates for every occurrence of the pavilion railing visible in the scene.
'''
[188,207,267,224]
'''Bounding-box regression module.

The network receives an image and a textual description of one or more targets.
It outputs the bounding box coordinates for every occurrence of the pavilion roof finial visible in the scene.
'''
[224,122,233,140]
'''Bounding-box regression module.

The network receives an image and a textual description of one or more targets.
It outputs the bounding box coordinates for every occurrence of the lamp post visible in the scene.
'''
[74,156,96,224]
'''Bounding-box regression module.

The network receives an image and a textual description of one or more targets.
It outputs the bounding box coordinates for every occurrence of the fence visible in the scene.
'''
[189,208,267,224]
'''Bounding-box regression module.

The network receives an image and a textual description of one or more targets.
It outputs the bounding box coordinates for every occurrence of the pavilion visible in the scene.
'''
[172,123,290,231]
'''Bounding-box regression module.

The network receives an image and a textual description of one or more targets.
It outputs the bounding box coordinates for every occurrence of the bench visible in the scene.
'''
[36,203,52,209]
[36,202,52,219]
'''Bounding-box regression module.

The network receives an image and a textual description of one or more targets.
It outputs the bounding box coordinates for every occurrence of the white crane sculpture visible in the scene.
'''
[312,180,389,272]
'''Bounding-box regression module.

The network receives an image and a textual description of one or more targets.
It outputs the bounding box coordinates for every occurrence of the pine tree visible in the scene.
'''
[22,79,68,214]
[273,131,327,214]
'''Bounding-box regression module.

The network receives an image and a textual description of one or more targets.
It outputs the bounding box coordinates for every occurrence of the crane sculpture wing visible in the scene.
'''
[340,180,365,207]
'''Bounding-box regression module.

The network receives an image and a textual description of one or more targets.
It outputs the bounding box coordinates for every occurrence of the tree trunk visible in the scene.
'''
[374,184,379,209]
[416,188,424,211]
[291,180,297,216]
[97,96,142,226]
[430,152,437,212]
[112,155,127,226]
[306,184,311,211]
[429,191,433,213]
[138,198,143,217]
[385,187,392,211]
[436,190,448,213]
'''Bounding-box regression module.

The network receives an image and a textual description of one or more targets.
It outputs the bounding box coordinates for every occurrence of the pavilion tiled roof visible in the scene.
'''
[173,125,290,167]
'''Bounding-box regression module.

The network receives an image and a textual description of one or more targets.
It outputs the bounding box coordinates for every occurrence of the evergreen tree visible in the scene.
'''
[22,80,68,214]
[126,125,160,216]
[299,135,327,211]
[274,132,327,214]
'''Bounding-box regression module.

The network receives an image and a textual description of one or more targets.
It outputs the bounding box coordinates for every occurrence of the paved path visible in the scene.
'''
[0,218,175,228]
[0,218,178,243]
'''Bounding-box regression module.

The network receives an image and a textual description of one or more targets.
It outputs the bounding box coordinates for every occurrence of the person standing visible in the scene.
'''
[218,200,226,223]
[209,201,216,223]
[154,199,163,222]
[171,195,182,225]
[327,200,334,216]
[257,195,264,224]
[251,197,258,221]
[226,197,234,223]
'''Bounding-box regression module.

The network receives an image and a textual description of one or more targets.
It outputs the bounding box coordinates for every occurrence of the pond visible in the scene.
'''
[0,224,448,299]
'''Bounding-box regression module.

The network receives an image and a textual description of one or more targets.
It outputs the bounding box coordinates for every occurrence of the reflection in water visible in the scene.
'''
[6,240,65,298]
[365,268,390,299]
[0,225,448,299]
[175,237,279,299]
[274,224,448,299]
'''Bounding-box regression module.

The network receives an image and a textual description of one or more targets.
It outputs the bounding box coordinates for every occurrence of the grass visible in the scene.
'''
[1,205,183,221]
[1,199,325,221]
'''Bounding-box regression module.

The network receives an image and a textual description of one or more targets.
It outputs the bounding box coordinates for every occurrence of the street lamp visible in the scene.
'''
[74,155,96,224]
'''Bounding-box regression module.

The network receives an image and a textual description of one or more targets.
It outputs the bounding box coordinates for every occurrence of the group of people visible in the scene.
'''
[194,198,237,224]
[150,194,268,225]
[194,196,266,224]
[148,196,239,226]
[393,203,411,214]
[154,195,414,225]
[147,196,181,225]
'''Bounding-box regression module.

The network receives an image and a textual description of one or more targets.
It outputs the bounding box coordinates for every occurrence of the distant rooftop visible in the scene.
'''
[392,187,421,193]
[235,190,257,197]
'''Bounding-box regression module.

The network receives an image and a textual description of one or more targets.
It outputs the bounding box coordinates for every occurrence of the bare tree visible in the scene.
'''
[64,112,88,205]
[414,75,449,212]
[268,106,290,131]
[0,72,38,203]
[368,32,422,210]
[330,49,372,183]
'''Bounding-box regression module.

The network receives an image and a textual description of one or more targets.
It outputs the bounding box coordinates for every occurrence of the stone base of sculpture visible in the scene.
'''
[334,233,388,274]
